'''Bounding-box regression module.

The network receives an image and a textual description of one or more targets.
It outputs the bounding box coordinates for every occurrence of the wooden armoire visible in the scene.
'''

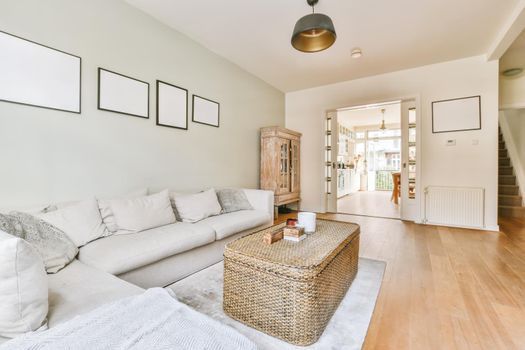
[260,126,301,208]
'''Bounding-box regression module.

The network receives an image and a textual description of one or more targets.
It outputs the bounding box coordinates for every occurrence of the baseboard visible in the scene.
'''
[424,221,499,232]
[485,225,500,232]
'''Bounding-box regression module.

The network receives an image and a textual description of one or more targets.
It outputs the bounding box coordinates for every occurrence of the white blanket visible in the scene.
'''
[1,288,257,350]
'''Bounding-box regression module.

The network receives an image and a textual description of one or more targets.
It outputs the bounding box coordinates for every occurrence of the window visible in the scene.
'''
[367,129,401,138]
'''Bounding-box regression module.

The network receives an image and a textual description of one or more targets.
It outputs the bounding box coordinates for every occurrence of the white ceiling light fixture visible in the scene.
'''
[350,48,362,58]
[502,68,523,77]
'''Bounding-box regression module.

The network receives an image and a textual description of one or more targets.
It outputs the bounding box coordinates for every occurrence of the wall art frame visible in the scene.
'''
[432,95,481,133]
[192,94,220,128]
[98,67,150,119]
[0,30,82,114]
[156,80,188,130]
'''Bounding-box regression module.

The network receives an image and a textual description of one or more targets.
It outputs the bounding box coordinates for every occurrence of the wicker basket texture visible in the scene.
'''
[223,219,360,345]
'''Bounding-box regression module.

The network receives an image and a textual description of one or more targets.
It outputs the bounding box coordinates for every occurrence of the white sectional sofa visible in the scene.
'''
[0,188,274,344]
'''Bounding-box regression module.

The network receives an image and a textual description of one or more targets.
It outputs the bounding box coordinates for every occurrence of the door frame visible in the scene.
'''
[323,94,423,223]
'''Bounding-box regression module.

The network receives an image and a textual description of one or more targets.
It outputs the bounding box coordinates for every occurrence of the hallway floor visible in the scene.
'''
[337,191,400,219]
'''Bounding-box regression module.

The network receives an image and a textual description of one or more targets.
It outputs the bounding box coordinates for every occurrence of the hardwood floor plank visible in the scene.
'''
[275,213,525,349]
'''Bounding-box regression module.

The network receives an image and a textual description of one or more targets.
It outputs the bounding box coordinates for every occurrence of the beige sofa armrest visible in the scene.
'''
[242,189,274,223]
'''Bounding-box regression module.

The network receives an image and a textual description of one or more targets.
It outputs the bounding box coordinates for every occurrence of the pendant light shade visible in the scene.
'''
[291,0,336,53]
[379,109,387,131]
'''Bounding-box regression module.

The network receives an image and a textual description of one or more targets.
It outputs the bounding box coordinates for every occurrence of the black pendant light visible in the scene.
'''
[291,0,336,53]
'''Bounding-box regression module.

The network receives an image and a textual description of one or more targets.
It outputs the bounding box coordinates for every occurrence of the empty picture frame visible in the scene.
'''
[156,80,188,130]
[98,68,149,118]
[0,31,81,113]
[432,96,481,133]
[192,95,220,127]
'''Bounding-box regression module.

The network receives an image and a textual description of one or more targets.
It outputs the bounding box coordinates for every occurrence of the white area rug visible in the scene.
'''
[167,258,385,350]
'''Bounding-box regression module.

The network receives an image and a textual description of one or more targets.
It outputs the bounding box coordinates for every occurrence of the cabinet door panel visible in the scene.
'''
[277,139,290,194]
[291,140,300,193]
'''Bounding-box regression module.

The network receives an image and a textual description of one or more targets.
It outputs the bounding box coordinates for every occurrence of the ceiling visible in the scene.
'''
[338,103,400,129]
[126,0,518,92]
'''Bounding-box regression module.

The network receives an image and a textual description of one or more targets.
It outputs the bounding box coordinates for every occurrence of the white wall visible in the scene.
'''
[286,56,499,230]
[500,43,525,108]
[500,74,525,108]
[0,0,284,207]
[501,109,525,157]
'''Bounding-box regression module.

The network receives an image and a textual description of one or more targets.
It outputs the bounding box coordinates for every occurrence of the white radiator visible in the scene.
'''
[424,186,484,228]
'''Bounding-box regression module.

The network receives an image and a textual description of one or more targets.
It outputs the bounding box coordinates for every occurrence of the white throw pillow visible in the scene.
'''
[111,189,176,234]
[174,189,222,223]
[0,230,48,338]
[38,198,107,247]
[97,188,148,234]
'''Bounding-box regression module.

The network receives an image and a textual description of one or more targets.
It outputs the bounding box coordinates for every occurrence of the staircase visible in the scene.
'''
[499,129,525,217]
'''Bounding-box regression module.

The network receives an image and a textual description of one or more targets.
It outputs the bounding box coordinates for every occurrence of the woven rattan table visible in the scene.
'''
[223,219,360,346]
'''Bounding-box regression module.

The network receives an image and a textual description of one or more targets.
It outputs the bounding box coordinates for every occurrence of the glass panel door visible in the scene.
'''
[279,140,289,193]
[401,100,419,221]
[291,140,300,193]
[325,111,338,212]
[366,136,401,191]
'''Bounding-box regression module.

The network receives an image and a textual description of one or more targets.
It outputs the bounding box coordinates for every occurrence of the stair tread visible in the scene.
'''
[499,205,525,210]
[499,194,522,198]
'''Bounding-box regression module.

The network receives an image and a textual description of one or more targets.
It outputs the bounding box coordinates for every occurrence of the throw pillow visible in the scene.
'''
[3,212,78,274]
[173,189,222,223]
[0,230,48,338]
[111,189,176,234]
[168,192,184,221]
[216,189,253,213]
[38,198,108,247]
[97,188,148,234]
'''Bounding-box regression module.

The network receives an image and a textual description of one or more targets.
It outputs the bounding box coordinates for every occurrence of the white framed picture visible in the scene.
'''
[192,95,220,127]
[0,30,81,114]
[98,68,149,118]
[432,96,481,133]
[156,80,188,130]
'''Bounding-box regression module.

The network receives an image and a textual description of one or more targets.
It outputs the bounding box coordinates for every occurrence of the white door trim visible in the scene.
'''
[322,94,423,223]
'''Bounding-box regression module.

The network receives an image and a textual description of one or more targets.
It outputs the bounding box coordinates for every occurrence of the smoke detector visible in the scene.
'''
[351,48,362,59]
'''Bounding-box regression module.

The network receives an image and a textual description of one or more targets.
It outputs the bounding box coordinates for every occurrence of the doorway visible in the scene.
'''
[325,99,419,221]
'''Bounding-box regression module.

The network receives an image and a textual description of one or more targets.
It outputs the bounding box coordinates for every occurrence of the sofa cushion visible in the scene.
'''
[38,198,108,247]
[173,189,222,223]
[200,210,271,240]
[4,212,78,274]
[97,188,148,234]
[216,188,253,213]
[47,260,142,327]
[0,230,48,338]
[78,222,215,275]
[111,190,176,234]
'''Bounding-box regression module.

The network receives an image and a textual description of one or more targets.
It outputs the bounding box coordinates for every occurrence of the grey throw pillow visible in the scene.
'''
[216,189,253,214]
[1,212,78,274]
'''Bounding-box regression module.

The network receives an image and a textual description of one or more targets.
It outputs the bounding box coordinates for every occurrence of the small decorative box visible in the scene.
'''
[283,225,305,238]
[284,234,306,242]
[263,229,284,244]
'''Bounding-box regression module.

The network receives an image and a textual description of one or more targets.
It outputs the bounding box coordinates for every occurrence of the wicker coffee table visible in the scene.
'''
[223,219,360,346]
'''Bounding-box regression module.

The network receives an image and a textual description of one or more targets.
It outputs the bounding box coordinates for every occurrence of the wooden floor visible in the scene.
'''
[337,191,400,219]
[275,213,525,350]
